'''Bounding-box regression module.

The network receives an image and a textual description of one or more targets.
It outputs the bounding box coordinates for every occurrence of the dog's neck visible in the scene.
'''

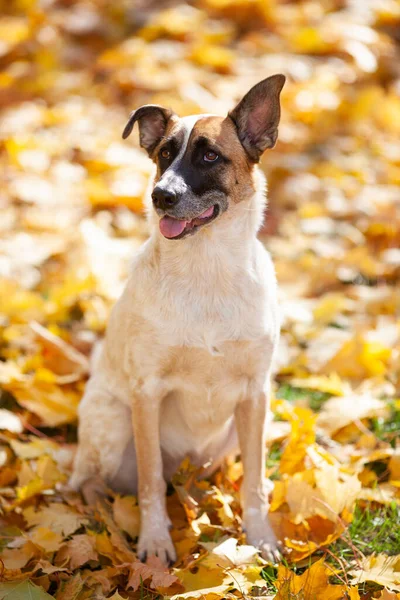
[148,168,267,278]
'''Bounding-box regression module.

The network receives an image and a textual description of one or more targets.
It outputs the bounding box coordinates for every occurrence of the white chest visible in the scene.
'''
[142,276,277,354]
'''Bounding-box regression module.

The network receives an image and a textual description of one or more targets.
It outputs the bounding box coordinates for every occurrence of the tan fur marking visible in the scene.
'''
[188,116,256,203]
[151,115,256,204]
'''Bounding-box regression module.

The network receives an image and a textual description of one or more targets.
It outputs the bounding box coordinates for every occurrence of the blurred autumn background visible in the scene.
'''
[1,0,400,598]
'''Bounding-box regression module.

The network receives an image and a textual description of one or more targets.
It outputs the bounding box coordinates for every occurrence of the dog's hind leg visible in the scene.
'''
[69,385,136,496]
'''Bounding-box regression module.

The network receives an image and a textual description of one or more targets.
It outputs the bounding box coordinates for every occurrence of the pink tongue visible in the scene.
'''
[198,206,214,219]
[159,216,187,239]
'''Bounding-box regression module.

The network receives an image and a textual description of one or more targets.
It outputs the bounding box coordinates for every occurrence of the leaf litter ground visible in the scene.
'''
[0,0,400,598]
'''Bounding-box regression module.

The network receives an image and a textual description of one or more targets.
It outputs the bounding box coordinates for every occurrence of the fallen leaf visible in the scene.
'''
[0,409,23,433]
[377,589,400,599]
[30,321,89,378]
[349,554,400,591]
[128,556,179,591]
[56,534,98,570]
[112,495,140,539]
[201,538,260,568]
[317,394,387,435]
[1,542,38,569]
[0,580,54,599]
[174,564,224,596]
[9,437,59,460]
[280,407,317,475]
[289,374,347,396]
[275,558,345,599]
[347,587,361,599]
[29,527,63,553]
[55,573,84,600]
[389,450,400,481]
[24,504,86,538]
[5,381,80,427]
[315,466,361,515]
[323,335,392,379]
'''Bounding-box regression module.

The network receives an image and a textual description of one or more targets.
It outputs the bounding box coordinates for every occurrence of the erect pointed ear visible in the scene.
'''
[122,105,176,156]
[228,74,286,162]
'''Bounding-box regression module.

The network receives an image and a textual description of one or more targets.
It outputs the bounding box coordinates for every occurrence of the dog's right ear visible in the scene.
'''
[122,105,175,156]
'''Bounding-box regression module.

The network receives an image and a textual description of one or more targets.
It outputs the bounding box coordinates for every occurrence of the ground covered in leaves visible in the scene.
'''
[1,0,400,598]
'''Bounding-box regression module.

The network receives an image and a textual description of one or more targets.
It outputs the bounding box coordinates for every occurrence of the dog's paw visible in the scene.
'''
[259,538,282,564]
[137,527,176,567]
[244,515,281,564]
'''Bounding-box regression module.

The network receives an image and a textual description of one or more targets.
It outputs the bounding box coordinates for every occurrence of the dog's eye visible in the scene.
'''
[160,149,171,160]
[204,151,218,163]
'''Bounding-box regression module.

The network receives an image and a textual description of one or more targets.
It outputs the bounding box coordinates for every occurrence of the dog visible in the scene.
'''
[70,74,285,566]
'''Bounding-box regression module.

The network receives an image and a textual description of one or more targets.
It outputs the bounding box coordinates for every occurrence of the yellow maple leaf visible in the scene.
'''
[289,373,347,396]
[275,558,345,599]
[347,587,361,599]
[174,563,225,596]
[16,476,46,504]
[5,380,80,426]
[29,526,63,553]
[313,293,351,325]
[279,407,316,475]
[9,436,59,459]
[323,335,391,379]
[0,278,44,321]
[314,466,361,516]
[112,495,140,539]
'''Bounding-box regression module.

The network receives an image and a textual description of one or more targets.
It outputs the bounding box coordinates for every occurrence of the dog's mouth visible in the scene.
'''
[159,205,219,239]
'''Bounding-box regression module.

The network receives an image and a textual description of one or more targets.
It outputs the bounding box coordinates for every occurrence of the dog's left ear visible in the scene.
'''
[122,104,176,156]
[229,74,286,162]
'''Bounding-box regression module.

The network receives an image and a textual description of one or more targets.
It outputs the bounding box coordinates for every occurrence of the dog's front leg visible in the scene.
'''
[235,383,280,563]
[131,392,176,566]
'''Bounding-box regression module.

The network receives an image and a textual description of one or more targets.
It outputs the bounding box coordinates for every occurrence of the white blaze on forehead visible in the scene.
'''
[175,114,214,162]
[160,115,214,185]
[158,114,214,187]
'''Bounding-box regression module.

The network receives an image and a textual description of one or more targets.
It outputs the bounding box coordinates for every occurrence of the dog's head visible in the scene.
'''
[123,74,285,240]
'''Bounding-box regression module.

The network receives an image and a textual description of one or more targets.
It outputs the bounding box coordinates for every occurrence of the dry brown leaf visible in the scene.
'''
[30,321,89,378]
[128,556,180,591]
[56,534,98,570]
[33,560,69,575]
[24,503,86,538]
[112,495,140,539]
[1,542,38,569]
[55,572,84,600]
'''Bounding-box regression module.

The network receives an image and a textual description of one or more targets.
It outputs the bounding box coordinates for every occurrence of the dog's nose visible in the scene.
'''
[152,187,178,211]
